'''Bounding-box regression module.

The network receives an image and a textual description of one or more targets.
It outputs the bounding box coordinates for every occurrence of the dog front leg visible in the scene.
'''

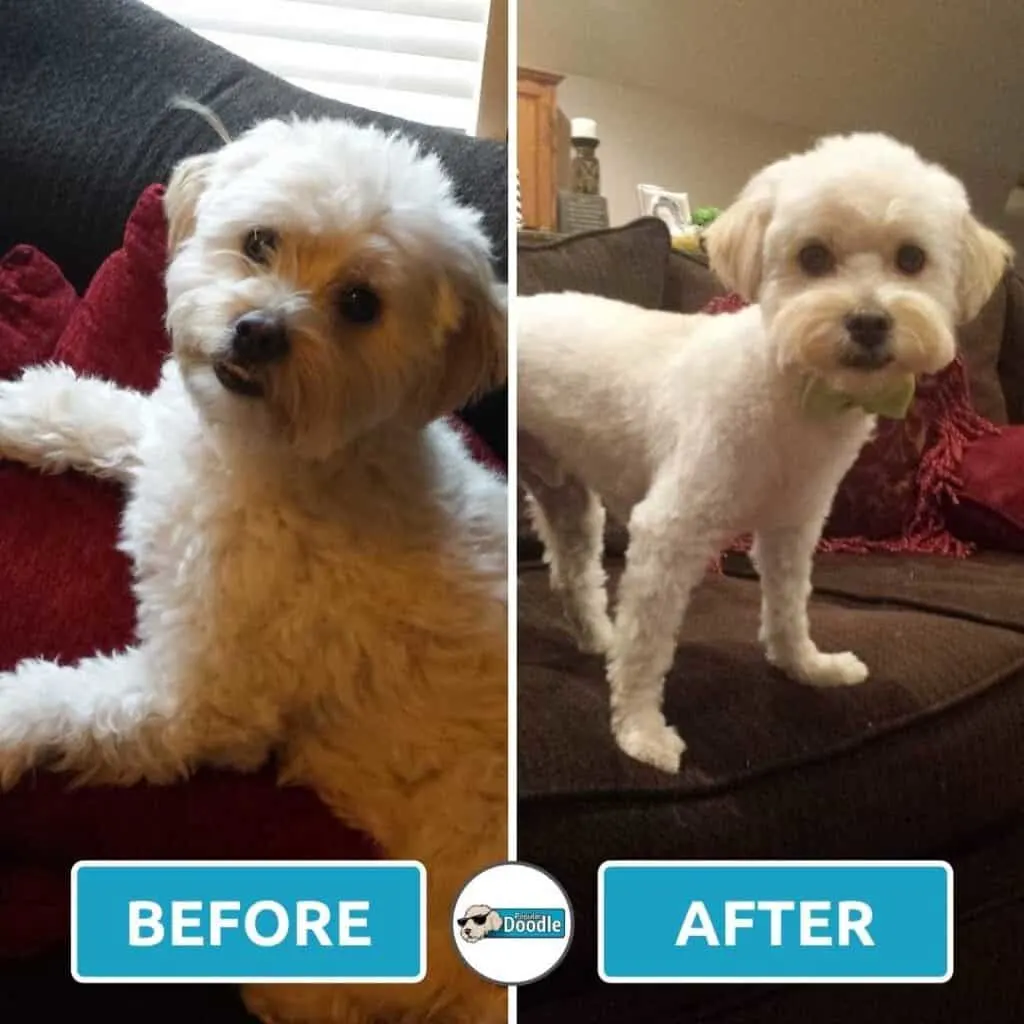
[752,524,869,687]
[607,487,712,773]
[0,648,215,789]
[0,364,144,482]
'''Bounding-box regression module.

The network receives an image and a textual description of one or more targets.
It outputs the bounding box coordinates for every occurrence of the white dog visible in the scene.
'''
[518,132,1011,774]
[0,116,507,1024]
[457,904,502,943]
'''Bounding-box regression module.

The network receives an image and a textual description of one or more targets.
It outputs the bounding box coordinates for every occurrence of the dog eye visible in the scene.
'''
[337,285,381,325]
[797,243,835,276]
[896,244,926,275]
[243,228,278,265]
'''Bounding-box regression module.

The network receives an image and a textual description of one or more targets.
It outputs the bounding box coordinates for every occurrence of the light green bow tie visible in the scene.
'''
[799,373,916,421]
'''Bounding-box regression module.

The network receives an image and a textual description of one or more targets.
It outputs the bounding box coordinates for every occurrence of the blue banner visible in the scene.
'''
[72,860,425,982]
[599,860,952,983]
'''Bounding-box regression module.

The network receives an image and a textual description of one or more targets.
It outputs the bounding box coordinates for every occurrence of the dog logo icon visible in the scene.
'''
[452,863,574,985]
[456,904,502,943]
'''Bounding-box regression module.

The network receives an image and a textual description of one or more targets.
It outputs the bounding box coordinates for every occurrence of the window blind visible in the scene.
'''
[142,0,492,133]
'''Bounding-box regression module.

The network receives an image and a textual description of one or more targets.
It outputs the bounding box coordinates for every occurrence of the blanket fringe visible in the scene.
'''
[713,358,996,562]
[821,358,996,558]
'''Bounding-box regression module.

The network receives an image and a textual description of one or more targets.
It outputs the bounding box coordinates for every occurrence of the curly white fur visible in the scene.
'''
[518,132,1011,774]
[0,117,507,1024]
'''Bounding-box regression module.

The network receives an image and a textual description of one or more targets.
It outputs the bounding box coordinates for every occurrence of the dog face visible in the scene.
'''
[705,133,1012,397]
[163,117,505,459]
[457,904,501,943]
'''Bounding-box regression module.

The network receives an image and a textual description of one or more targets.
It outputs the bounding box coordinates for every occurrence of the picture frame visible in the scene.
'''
[637,183,692,235]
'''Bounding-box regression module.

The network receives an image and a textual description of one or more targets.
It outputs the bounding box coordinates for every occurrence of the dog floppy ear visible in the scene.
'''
[427,265,507,418]
[164,153,214,255]
[704,185,776,301]
[957,212,1013,324]
[705,155,798,301]
[485,909,502,933]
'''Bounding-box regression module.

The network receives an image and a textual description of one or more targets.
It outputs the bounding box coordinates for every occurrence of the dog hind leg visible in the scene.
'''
[0,364,144,482]
[520,440,613,655]
[607,475,720,773]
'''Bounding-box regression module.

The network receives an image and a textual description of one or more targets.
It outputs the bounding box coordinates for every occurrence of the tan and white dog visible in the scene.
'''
[519,132,1011,774]
[0,116,508,1024]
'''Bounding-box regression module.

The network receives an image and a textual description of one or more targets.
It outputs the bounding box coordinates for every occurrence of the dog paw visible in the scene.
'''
[614,711,687,772]
[783,650,869,688]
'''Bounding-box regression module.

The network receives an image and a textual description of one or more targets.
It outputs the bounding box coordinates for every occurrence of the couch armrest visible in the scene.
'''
[0,0,508,457]
[0,0,507,290]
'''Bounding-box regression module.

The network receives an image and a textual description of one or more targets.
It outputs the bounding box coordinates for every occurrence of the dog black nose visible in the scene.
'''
[844,311,892,349]
[232,311,289,364]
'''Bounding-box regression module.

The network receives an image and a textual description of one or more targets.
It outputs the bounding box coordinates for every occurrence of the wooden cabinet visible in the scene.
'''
[517,67,562,231]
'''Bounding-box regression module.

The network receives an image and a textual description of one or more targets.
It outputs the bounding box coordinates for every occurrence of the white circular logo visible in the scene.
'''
[452,861,573,986]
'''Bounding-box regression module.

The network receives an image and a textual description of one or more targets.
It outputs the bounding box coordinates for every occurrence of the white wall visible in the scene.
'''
[519,0,1024,177]
[553,75,814,226]
[520,0,1023,254]
[542,72,1024,257]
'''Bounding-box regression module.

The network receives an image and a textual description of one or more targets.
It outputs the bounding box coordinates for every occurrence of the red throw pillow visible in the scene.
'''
[946,427,1024,552]
[0,247,123,674]
[0,187,173,677]
[0,245,78,375]
[51,185,170,389]
[702,293,996,555]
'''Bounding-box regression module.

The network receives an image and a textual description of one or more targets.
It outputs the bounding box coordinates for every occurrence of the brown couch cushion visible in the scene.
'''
[661,249,727,314]
[518,550,1024,998]
[520,551,1024,799]
[960,273,1010,424]
[517,217,671,308]
[520,811,1024,1022]
[998,269,1024,424]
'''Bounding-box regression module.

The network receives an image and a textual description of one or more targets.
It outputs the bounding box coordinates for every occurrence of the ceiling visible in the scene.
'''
[519,0,1024,177]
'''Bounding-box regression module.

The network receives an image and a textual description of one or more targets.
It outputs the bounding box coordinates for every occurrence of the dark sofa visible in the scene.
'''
[0,0,508,459]
[517,220,1024,1022]
[0,0,506,1019]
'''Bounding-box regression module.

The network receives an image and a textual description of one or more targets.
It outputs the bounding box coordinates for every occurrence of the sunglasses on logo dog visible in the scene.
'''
[458,913,491,927]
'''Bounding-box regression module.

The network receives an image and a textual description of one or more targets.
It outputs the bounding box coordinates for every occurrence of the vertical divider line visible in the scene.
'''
[503,0,518,868]
[504,0,519,1018]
